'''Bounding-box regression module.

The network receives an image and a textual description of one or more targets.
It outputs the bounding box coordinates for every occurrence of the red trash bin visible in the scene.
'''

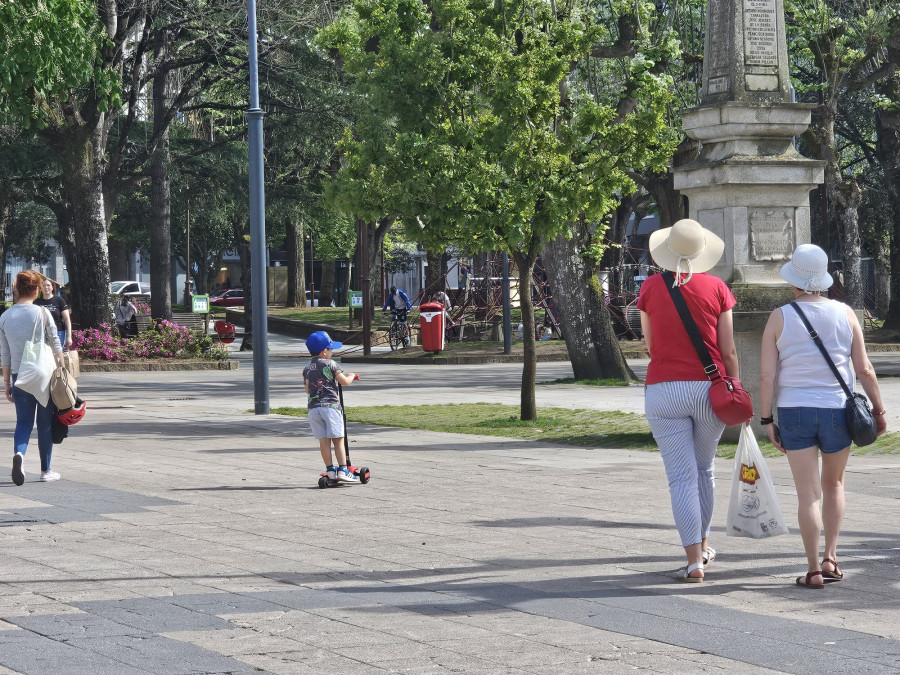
[419,302,445,353]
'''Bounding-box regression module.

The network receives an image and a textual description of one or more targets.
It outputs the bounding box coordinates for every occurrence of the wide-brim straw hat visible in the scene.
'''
[780,244,833,292]
[649,219,725,280]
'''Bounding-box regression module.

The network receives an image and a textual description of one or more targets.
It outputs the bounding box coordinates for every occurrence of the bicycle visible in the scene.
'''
[386,309,411,350]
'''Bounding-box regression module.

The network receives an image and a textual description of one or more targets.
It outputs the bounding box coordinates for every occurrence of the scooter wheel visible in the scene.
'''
[358,467,371,484]
[318,476,328,489]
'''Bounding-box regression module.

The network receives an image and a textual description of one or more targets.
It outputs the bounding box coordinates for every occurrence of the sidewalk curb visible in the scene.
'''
[81,359,239,372]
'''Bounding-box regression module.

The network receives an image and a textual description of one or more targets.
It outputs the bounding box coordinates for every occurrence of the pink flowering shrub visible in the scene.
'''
[73,320,227,362]
[72,324,128,361]
[133,300,151,314]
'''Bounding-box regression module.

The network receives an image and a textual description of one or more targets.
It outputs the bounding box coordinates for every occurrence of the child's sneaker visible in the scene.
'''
[326,466,337,480]
[336,467,359,483]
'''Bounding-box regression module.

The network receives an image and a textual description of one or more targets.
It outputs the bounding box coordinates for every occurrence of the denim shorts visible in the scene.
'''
[777,407,852,453]
[308,406,345,439]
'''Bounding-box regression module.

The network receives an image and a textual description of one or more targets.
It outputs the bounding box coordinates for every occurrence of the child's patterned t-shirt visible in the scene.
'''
[303,357,343,410]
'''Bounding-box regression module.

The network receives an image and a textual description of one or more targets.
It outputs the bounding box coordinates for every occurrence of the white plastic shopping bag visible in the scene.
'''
[726,424,789,539]
[14,311,56,407]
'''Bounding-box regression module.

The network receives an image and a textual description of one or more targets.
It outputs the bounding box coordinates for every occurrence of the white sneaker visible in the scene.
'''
[40,470,61,482]
[326,466,337,480]
[336,467,359,483]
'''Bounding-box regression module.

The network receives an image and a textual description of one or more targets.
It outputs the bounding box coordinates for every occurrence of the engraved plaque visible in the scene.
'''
[749,208,794,261]
[709,76,729,93]
[745,74,779,90]
[744,0,778,67]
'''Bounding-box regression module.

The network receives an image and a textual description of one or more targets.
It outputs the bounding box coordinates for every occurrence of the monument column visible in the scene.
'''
[673,0,825,437]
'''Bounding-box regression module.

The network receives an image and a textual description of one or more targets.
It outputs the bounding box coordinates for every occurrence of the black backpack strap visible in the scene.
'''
[789,302,853,399]
[662,271,721,381]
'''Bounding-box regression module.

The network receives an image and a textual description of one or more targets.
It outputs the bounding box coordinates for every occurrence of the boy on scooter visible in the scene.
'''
[303,331,359,483]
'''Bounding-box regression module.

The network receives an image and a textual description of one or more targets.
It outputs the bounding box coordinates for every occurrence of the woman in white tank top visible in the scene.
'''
[759,245,886,589]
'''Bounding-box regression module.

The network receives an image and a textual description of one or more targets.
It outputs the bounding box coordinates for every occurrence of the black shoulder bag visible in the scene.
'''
[789,302,877,447]
[662,272,753,426]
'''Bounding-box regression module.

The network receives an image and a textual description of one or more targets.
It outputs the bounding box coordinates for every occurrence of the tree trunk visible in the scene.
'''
[149,62,173,321]
[877,76,900,328]
[425,249,442,299]
[512,250,538,420]
[195,247,210,295]
[108,238,129,280]
[832,179,864,309]
[50,128,113,328]
[236,230,253,351]
[874,238,890,319]
[319,259,336,306]
[599,193,638,271]
[543,222,637,382]
[54,209,78,324]
[286,218,305,307]
[644,138,698,228]
[367,219,391,311]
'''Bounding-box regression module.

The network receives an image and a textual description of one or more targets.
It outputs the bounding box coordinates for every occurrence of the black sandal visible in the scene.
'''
[796,571,825,589]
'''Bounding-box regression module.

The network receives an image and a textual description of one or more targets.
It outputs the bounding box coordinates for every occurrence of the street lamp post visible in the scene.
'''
[247,0,269,414]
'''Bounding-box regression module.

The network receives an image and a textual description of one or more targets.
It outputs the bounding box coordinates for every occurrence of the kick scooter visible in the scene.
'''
[318,375,371,488]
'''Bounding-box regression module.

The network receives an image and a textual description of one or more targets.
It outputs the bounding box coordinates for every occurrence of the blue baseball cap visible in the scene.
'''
[306,331,342,355]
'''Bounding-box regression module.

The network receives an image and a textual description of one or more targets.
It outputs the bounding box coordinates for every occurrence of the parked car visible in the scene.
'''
[209,289,244,307]
[306,290,335,307]
[110,281,151,298]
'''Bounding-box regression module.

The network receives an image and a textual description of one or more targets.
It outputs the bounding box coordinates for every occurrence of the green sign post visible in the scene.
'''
[192,295,210,313]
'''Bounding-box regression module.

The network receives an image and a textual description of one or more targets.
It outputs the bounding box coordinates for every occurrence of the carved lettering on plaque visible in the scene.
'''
[749,209,794,261]
[744,0,778,67]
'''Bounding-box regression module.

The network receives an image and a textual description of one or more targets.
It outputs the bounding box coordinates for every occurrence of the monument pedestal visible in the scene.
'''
[674,103,823,286]
[675,0,825,437]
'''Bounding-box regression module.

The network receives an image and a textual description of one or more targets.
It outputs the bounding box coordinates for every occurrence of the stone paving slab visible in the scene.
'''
[0,360,898,673]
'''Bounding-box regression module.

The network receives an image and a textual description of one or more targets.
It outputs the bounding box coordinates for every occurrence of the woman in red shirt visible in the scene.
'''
[637,219,740,582]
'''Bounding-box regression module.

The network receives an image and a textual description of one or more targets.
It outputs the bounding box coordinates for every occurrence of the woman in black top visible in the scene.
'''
[35,278,71,350]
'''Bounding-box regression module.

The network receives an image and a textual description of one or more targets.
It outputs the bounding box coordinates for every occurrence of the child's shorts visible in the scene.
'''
[308,406,345,439]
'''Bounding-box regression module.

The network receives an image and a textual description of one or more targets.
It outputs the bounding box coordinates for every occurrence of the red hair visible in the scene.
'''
[15,270,43,298]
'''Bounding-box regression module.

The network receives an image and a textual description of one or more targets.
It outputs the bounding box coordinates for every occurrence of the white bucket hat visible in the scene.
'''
[649,219,725,286]
[780,244,833,292]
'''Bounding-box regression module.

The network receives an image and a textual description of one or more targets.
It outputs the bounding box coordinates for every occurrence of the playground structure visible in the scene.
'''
[338,244,661,352]
[424,257,651,343]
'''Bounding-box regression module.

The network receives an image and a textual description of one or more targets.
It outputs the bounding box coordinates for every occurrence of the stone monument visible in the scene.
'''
[673,0,825,435]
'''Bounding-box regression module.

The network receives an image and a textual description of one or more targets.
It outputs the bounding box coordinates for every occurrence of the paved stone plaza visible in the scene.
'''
[1,351,899,674]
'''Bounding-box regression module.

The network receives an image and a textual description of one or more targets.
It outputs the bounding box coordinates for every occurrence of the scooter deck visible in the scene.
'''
[317,465,371,488]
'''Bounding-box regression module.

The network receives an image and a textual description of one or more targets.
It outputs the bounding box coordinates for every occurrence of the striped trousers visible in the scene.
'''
[645,381,726,547]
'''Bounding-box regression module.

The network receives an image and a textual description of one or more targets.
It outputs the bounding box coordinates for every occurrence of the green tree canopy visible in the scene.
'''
[0,0,119,127]
[320,0,677,417]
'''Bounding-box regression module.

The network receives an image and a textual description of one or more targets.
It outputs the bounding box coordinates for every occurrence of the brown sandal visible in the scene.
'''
[796,571,825,589]
[821,558,844,580]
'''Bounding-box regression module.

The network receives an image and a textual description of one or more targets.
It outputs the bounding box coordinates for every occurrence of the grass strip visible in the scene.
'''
[272,402,900,458]
[274,403,724,456]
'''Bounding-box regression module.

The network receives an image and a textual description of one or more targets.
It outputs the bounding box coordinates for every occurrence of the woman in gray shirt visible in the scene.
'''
[0,270,63,485]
